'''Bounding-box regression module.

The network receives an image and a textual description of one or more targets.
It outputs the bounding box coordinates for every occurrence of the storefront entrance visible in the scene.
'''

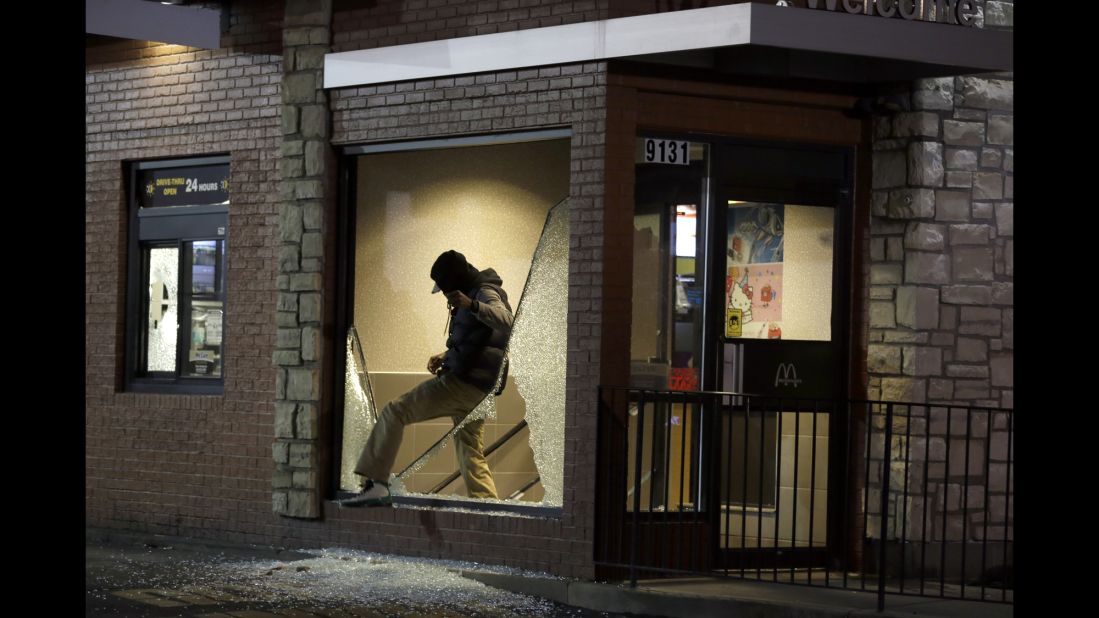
[622,135,855,574]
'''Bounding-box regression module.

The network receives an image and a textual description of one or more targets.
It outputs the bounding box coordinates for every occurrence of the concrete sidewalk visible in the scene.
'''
[461,570,1014,618]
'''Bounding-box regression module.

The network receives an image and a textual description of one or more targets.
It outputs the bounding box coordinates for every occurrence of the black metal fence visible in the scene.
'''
[595,386,1013,611]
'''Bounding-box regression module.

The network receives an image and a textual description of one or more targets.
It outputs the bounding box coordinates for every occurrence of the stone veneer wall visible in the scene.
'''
[272,0,337,520]
[864,1,1013,563]
[868,5,1012,408]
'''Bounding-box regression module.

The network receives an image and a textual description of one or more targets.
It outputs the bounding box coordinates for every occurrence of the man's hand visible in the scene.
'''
[445,290,473,311]
[427,352,446,374]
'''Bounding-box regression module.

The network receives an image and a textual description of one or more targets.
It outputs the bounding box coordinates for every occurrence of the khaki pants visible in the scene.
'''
[354,372,498,499]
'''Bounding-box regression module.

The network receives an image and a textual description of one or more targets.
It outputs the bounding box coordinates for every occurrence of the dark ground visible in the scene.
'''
[85,532,650,618]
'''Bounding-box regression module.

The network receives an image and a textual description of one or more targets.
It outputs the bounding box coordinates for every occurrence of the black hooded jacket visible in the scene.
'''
[442,268,513,393]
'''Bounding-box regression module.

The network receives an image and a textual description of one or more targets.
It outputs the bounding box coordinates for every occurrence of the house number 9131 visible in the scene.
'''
[643,139,690,165]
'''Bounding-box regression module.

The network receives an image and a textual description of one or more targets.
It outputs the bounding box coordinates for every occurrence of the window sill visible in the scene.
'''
[127,380,224,396]
[333,492,562,519]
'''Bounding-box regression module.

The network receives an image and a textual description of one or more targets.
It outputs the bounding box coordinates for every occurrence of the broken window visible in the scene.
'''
[339,137,570,507]
[126,157,229,393]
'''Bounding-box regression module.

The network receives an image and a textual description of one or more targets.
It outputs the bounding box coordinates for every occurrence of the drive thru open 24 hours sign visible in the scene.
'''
[140,164,230,208]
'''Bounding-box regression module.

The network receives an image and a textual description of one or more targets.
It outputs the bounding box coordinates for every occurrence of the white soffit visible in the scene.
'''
[324,3,751,89]
[323,3,1012,89]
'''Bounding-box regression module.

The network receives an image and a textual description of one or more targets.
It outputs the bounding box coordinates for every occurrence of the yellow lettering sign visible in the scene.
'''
[726,308,742,338]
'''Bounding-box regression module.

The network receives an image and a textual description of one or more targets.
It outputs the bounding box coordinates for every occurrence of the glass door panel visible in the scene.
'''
[630,140,709,515]
[144,246,179,373]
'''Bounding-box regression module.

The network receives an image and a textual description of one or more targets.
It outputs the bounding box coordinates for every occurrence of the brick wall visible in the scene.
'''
[85,0,286,544]
[332,0,610,52]
[86,0,612,577]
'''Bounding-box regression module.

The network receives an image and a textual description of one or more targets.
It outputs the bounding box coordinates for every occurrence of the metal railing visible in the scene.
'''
[596,386,1013,611]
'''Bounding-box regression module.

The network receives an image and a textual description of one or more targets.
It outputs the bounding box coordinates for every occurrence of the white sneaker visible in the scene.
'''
[338,480,392,507]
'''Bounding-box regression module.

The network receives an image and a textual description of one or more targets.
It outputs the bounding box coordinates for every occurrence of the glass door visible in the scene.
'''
[709,140,853,572]
[625,136,854,573]
[623,138,714,573]
[630,140,709,513]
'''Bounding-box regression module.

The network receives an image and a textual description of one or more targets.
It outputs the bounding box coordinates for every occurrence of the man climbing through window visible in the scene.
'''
[340,250,513,507]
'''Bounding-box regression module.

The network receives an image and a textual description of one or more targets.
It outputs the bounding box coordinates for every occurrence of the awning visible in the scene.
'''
[86,0,225,50]
[324,3,1012,89]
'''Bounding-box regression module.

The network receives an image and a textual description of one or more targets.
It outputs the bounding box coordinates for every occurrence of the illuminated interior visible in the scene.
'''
[341,138,570,506]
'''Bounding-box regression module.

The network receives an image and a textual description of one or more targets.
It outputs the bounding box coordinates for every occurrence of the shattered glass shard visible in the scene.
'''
[340,327,379,492]
[507,198,569,506]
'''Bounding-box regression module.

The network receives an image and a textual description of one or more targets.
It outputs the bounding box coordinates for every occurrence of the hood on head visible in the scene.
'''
[430,250,480,294]
[473,268,503,288]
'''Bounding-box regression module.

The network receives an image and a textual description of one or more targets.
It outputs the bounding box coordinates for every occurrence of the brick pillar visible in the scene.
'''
[273,0,335,519]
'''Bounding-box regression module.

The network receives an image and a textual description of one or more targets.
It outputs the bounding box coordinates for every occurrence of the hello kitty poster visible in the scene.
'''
[726,265,783,325]
[726,203,785,338]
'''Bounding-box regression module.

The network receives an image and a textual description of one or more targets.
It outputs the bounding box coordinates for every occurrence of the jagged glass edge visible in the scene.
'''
[340,329,378,491]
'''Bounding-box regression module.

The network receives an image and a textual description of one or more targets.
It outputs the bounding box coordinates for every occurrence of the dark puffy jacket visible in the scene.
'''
[442,269,513,393]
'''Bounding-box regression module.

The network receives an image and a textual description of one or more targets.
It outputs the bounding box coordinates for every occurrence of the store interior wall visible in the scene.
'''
[718,411,830,548]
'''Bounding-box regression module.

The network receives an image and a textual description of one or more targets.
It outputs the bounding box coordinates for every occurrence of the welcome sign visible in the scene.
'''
[800,0,980,27]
